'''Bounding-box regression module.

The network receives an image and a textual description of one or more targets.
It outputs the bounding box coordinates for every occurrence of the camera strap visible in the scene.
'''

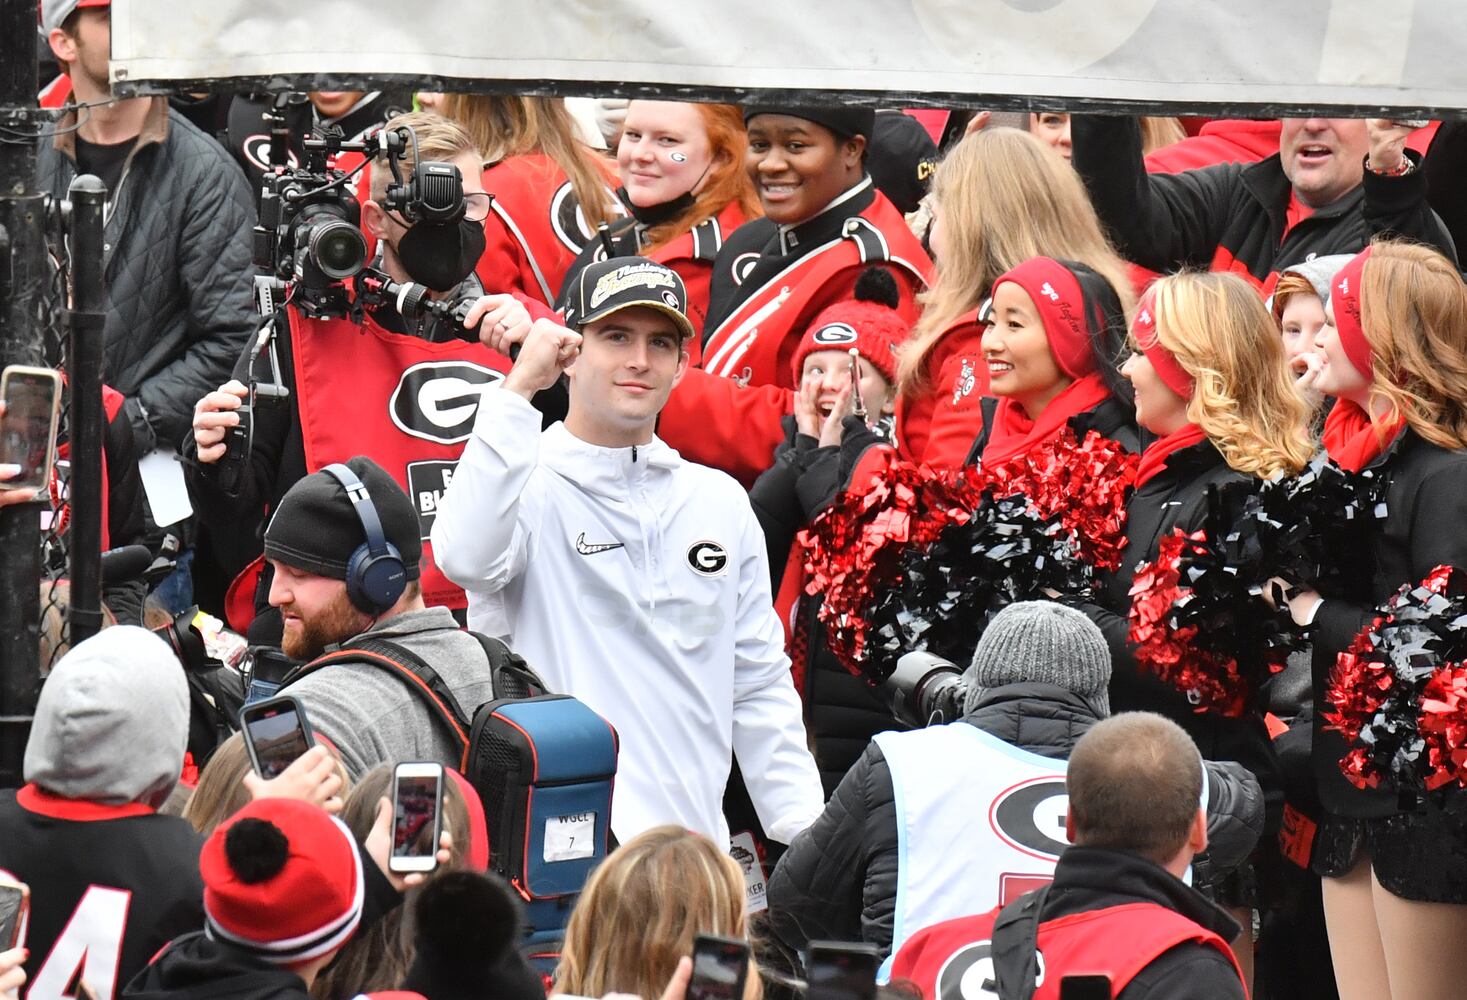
[988,885,1049,1000]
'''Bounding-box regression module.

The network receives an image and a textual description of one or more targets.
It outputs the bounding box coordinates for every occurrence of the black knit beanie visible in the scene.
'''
[743,104,875,142]
[402,871,539,1000]
[263,456,422,582]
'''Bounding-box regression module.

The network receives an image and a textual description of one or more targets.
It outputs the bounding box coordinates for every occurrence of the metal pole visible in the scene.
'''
[0,0,46,787]
[67,175,106,645]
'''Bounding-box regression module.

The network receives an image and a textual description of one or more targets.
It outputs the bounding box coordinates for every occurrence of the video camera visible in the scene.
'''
[250,105,469,321]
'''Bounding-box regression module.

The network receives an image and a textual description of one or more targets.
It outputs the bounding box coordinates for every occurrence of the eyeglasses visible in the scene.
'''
[463,193,493,223]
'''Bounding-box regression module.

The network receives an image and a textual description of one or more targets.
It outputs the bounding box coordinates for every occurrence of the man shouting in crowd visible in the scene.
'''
[432,257,823,845]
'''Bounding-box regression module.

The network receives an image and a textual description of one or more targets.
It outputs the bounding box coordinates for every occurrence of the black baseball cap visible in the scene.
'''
[562,257,695,341]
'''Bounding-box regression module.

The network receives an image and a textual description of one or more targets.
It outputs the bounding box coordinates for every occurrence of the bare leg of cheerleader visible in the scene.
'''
[1373,864,1467,1000]
[1321,860,1390,1000]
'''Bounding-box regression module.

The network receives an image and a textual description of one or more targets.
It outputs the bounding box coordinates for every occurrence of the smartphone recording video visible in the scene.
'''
[686,934,750,1000]
[0,879,30,951]
[0,366,62,492]
[806,942,879,1000]
[390,762,444,873]
[239,695,314,779]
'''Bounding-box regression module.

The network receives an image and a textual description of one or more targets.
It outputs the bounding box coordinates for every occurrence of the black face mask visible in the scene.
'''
[620,186,697,228]
[395,217,486,292]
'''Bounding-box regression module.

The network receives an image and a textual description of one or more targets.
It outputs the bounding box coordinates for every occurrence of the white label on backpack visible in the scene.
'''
[730,831,768,915]
[544,812,596,862]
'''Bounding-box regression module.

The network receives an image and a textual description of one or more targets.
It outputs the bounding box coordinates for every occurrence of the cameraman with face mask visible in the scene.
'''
[185,111,542,643]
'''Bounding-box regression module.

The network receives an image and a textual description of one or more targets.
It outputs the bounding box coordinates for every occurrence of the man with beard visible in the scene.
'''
[261,456,497,777]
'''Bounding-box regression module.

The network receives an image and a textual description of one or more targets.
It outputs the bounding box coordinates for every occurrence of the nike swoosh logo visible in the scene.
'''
[575,532,625,556]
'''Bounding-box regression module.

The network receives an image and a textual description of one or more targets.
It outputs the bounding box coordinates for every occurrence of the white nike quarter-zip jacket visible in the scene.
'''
[432,385,824,845]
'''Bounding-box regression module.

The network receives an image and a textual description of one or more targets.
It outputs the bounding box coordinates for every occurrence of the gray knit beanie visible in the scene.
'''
[962,601,1112,717]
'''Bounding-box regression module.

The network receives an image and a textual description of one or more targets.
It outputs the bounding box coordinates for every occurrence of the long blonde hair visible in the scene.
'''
[1357,240,1467,451]
[554,826,760,1000]
[898,127,1133,397]
[440,95,618,228]
[1149,272,1313,477]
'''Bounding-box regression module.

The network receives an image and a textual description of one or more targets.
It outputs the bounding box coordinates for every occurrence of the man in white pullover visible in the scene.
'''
[432,257,823,846]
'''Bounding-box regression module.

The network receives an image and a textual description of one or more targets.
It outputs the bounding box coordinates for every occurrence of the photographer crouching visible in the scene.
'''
[185,111,544,643]
[766,601,1267,965]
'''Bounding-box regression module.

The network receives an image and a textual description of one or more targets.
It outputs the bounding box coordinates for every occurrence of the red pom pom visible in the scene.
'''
[981,428,1138,571]
[800,451,984,673]
[1127,529,1252,717]
[1322,565,1467,792]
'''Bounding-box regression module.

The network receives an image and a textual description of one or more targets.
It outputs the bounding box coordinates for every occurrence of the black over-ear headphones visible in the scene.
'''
[321,463,407,616]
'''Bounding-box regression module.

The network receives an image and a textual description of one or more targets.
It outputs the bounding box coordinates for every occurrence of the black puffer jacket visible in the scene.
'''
[766,682,1264,957]
[1072,115,1456,288]
[36,99,257,453]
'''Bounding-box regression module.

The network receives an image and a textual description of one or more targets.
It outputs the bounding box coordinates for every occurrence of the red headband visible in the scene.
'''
[1330,246,1374,383]
[1132,288,1195,400]
[992,257,1098,380]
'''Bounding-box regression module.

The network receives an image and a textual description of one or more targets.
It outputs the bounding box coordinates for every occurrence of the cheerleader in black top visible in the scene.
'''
[1270,241,1467,1000]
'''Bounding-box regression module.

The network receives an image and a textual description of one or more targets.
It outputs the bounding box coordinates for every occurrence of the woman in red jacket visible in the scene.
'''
[441,95,620,307]
[557,101,762,353]
[894,127,1135,469]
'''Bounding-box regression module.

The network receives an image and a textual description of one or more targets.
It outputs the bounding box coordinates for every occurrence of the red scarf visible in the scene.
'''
[1322,398,1405,472]
[1136,423,1208,487]
[983,373,1113,466]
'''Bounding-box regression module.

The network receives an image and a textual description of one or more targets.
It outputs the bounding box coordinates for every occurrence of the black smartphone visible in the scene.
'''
[0,365,62,492]
[806,941,879,1000]
[0,879,29,950]
[238,695,314,779]
[686,934,750,1000]
[390,761,445,873]
[1058,974,1112,1000]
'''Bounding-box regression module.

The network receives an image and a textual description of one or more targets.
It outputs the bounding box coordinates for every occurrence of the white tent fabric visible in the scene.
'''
[110,0,1467,110]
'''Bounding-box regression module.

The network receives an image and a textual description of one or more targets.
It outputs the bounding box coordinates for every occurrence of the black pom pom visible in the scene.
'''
[412,871,520,967]
[853,266,900,310]
[224,818,290,884]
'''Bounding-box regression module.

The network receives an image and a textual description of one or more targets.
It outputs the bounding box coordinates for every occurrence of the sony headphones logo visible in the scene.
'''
[389,361,503,444]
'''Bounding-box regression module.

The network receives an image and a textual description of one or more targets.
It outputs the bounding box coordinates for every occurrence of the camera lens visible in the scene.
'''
[308,220,368,280]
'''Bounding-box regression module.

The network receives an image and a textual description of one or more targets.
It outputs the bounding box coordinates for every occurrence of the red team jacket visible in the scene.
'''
[660,184,933,485]
[894,309,989,470]
[888,901,1242,1000]
[477,153,618,306]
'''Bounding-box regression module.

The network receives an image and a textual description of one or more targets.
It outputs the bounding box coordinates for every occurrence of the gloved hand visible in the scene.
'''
[593,98,630,146]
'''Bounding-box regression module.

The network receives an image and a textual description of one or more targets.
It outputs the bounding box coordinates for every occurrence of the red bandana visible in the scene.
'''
[983,373,1114,466]
[1135,423,1209,487]
[1321,397,1405,472]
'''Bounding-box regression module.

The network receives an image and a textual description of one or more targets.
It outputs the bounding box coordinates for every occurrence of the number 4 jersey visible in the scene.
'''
[0,785,204,1000]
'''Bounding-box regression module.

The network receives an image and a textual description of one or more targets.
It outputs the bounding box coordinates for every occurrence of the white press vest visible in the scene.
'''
[875,723,1070,964]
